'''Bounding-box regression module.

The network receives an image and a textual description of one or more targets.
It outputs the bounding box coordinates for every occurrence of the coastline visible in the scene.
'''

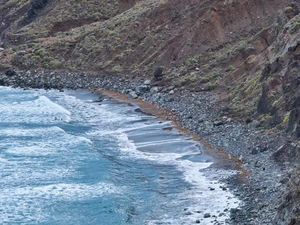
[0,69,290,224]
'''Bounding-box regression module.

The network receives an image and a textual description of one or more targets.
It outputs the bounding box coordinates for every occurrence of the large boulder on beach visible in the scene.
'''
[153,67,163,80]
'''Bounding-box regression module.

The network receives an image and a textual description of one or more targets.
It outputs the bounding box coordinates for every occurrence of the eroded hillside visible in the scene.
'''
[2,0,300,140]
[0,0,288,72]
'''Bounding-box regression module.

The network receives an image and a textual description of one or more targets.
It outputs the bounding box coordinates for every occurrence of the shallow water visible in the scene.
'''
[0,87,239,224]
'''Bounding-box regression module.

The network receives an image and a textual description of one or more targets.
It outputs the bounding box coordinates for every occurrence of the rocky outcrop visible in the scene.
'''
[274,165,300,225]
[20,0,49,26]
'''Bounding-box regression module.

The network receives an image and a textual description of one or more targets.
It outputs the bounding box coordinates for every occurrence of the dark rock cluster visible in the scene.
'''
[20,0,49,26]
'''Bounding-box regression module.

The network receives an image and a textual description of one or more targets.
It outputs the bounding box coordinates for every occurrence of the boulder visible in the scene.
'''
[144,79,151,85]
[153,67,163,80]
[5,69,17,77]
[214,120,223,126]
[150,87,159,94]
[204,121,214,130]
[135,85,148,95]
[204,213,211,218]
[128,91,138,99]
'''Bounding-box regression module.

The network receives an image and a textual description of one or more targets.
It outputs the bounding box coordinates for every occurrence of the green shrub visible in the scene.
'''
[49,59,62,69]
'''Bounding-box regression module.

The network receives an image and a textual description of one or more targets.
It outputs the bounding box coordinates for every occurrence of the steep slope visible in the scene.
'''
[1,0,288,73]
[224,3,300,132]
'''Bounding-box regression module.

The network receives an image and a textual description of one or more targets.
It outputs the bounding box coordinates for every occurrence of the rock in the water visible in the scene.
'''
[185,211,193,215]
[204,213,211,218]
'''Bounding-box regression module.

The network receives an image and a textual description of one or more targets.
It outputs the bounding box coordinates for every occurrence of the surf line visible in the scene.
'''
[89,88,247,180]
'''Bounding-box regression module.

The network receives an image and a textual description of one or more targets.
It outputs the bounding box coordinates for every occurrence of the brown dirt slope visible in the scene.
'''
[1,0,299,142]
[0,0,288,71]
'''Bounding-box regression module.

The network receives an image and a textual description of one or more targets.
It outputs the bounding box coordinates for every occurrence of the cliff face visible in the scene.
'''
[1,0,300,223]
[275,165,300,225]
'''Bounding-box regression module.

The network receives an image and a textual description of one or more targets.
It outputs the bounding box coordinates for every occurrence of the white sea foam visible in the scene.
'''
[0,182,120,223]
[0,95,71,123]
[47,89,241,224]
[2,182,120,200]
[112,128,240,224]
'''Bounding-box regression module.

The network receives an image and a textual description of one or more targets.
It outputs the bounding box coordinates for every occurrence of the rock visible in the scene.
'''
[219,212,226,217]
[196,219,200,223]
[0,75,7,86]
[257,85,270,114]
[226,118,233,123]
[214,120,223,126]
[279,177,289,184]
[260,146,268,152]
[251,147,258,155]
[0,48,4,52]
[204,121,214,130]
[197,127,203,133]
[254,161,263,168]
[5,69,17,77]
[144,79,151,85]
[230,208,241,220]
[153,67,163,80]
[135,85,148,95]
[128,91,138,99]
[251,120,261,128]
[150,87,159,94]
[204,213,211,218]
[25,71,31,76]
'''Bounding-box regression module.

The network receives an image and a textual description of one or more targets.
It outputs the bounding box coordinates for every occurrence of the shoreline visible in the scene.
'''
[0,69,290,224]
[99,88,243,173]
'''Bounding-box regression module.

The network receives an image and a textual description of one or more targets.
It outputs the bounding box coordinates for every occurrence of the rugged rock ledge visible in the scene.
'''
[0,69,297,224]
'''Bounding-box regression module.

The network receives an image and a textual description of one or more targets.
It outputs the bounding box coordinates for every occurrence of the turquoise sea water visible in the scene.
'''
[0,87,239,224]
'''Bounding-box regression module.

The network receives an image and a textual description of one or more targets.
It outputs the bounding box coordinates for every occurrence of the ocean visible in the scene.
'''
[0,86,239,224]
